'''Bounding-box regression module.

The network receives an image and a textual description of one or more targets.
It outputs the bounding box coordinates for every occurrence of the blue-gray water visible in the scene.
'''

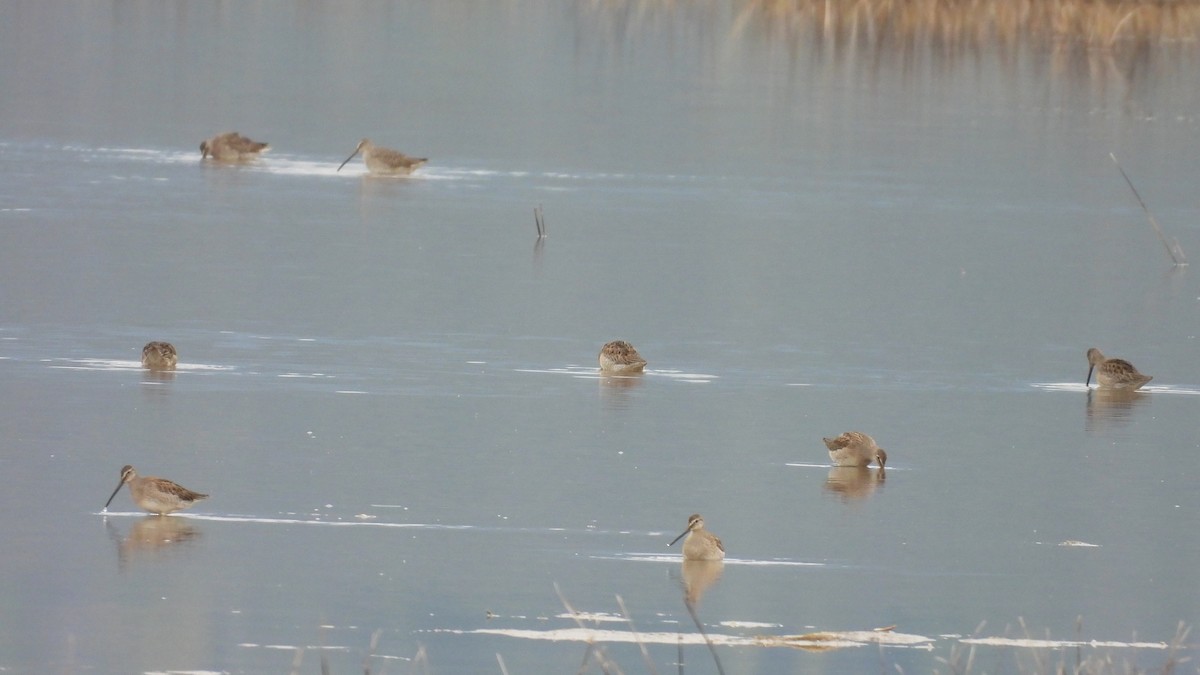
[1,2,1198,673]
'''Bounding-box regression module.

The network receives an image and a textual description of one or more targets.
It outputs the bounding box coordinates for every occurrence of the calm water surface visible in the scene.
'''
[1,2,1198,673]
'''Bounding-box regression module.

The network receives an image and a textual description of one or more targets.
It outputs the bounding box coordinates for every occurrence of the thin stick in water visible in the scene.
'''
[363,628,382,675]
[616,595,659,675]
[683,598,726,675]
[534,205,547,238]
[289,647,304,675]
[553,583,620,674]
[1110,153,1187,266]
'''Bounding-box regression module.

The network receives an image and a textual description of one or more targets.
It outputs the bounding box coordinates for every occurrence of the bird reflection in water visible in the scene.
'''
[1085,387,1150,433]
[679,559,725,606]
[141,368,176,383]
[598,370,644,413]
[600,370,644,390]
[106,515,202,570]
[823,465,886,503]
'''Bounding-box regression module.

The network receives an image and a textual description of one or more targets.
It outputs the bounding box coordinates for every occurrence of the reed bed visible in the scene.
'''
[726,0,1200,86]
[741,0,1200,50]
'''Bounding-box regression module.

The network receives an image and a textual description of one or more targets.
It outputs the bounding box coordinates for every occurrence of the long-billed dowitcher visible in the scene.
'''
[822,431,887,468]
[200,132,270,161]
[668,513,725,561]
[1086,347,1152,390]
[103,465,208,515]
[337,139,427,175]
[598,340,647,373]
[141,341,178,370]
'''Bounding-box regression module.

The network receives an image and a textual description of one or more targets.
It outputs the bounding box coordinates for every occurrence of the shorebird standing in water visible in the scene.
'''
[337,139,427,176]
[668,513,725,561]
[200,132,270,161]
[1086,347,1152,390]
[822,431,888,468]
[598,340,647,373]
[103,465,208,515]
[141,341,177,370]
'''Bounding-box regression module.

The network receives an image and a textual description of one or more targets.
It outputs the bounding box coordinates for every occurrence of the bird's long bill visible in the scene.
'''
[336,149,360,172]
[1085,365,1094,387]
[668,528,689,548]
[103,479,125,510]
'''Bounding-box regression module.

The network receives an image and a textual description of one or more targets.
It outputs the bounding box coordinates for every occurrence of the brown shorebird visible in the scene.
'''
[337,139,427,175]
[1086,347,1152,390]
[598,340,647,373]
[200,132,269,161]
[822,431,888,468]
[668,513,725,561]
[103,465,208,515]
[141,342,177,370]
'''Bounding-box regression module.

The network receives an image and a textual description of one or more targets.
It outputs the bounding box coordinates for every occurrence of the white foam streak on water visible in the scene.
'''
[1033,382,1200,395]
[45,358,234,372]
[99,512,663,537]
[785,462,907,472]
[515,367,717,383]
[238,644,350,651]
[457,626,1165,652]
[447,627,935,649]
[606,554,823,567]
[554,611,627,623]
[960,637,1169,649]
[145,671,236,675]
[445,627,766,647]
[99,511,473,530]
[75,144,691,184]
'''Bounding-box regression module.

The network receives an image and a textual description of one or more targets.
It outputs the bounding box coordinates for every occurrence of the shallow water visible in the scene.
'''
[1,1,1198,673]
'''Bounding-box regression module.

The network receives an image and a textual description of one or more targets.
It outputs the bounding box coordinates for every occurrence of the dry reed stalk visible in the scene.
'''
[1110,153,1188,266]
[552,583,626,674]
[615,595,659,675]
[682,597,726,675]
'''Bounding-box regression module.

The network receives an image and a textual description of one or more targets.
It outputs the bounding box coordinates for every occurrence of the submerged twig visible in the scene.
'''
[683,599,725,675]
[1110,153,1187,266]
[363,628,382,675]
[319,622,331,675]
[289,646,304,675]
[616,595,659,675]
[553,583,624,675]
[534,205,547,239]
[411,644,430,675]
